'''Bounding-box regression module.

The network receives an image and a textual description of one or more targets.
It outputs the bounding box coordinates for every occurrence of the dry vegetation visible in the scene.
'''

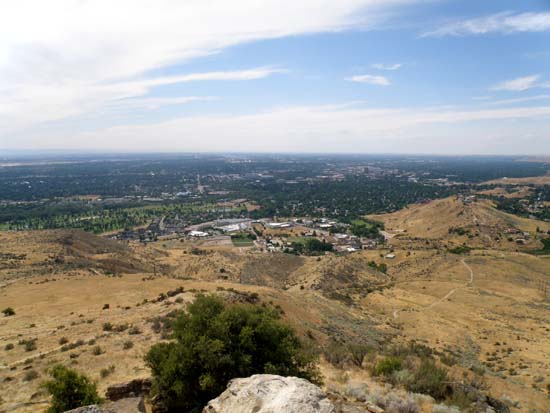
[1,197,550,412]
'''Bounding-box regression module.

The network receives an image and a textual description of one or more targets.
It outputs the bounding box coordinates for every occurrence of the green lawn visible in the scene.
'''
[232,238,254,247]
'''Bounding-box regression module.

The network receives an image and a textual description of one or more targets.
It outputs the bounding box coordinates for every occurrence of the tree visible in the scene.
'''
[42,365,101,413]
[145,294,319,412]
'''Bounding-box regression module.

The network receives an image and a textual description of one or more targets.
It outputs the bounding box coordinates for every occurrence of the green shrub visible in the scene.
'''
[42,365,101,413]
[102,322,113,332]
[372,356,403,376]
[448,245,472,255]
[407,359,449,400]
[123,340,134,350]
[5,343,14,351]
[145,294,319,412]
[2,307,15,317]
[58,337,69,345]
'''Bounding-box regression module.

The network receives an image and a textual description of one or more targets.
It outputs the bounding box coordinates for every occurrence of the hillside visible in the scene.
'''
[370,196,550,250]
[2,204,550,412]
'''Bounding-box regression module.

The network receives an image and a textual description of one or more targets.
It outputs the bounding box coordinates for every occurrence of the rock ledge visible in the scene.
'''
[203,374,335,413]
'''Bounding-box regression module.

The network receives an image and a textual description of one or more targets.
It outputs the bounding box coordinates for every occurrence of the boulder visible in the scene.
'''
[203,374,335,413]
[106,378,151,401]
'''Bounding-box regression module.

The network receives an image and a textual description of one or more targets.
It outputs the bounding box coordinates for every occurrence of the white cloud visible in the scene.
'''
[422,11,550,37]
[131,67,287,88]
[0,0,415,134]
[485,95,550,106]
[346,74,391,85]
[491,74,545,91]
[10,103,550,154]
[108,96,219,111]
[371,63,402,70]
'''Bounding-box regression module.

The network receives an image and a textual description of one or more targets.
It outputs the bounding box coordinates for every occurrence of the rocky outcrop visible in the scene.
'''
[63,397,145,413]
[106,378,151,401]
[203,374,336,413]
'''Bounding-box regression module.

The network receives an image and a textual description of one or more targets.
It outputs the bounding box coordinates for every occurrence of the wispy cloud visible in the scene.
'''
[346,74,391,85]
[485,95,550,106]
[0,0,416,132]
[491,74,549,91]
[371,63,402,71]
[109,96,219,111]
[422,11,550,37]
[132,67,287,87]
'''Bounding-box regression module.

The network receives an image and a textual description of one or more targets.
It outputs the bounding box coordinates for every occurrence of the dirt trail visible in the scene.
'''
[393,259,474,319]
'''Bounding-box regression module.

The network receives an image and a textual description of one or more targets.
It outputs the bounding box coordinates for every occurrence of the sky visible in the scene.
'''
[0,0,549,155]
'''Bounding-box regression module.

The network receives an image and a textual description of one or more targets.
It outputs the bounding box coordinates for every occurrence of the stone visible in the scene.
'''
[203,374,336,413]
[105,378,151,401]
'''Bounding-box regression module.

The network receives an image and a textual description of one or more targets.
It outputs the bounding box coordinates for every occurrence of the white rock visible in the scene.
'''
[203,374,336,413]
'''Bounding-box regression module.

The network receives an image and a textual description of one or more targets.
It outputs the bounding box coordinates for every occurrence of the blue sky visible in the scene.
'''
[0,0,549,154]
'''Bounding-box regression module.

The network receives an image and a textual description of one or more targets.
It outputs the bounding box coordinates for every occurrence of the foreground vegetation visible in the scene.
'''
[145,295,319,412]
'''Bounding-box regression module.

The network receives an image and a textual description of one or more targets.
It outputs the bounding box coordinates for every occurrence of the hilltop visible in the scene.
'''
[370,196,550,251]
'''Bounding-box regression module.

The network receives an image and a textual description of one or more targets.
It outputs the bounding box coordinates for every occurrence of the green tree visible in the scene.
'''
[145,294,319,412]
[42,365,101,413]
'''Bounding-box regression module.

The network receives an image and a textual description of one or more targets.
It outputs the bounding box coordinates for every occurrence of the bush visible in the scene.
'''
[102,322,113,332]
[128,326,142,335]
[323,340,348,367]
[123,340,134,350]
[23,370,39,381]
[2,307,15,317]
[386,398,420,413]
[5,343,14,351]
[372,356,403,377]
[100,365,115,378]
[347,342,373,367]
[91,345,103,356]
[145,294,319,412]
[24,339,37,352]
[58,337,69,345]
[114,323,128,332]
[42,365,101,413]
[407,359,449,400]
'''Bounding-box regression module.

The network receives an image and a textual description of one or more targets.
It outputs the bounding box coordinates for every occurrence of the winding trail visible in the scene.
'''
[393,259,474,319]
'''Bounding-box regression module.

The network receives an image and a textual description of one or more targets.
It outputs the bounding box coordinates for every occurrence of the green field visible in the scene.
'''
[232,238,254,247]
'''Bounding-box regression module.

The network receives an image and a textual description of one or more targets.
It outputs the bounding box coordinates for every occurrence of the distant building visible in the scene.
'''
[189,230,209,237]
[267,222,292,229]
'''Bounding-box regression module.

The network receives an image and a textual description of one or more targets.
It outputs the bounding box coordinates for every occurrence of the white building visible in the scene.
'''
[189,230,209,237]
